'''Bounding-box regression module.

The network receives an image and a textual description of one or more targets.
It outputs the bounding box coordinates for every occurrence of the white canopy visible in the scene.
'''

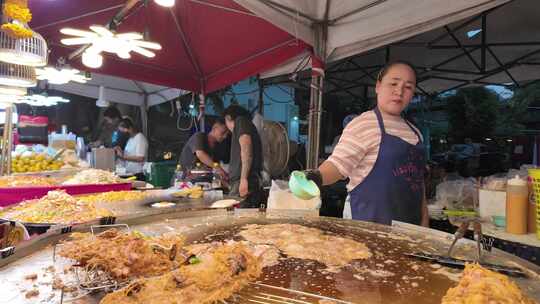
[49,73,188,108]
[235,0,510,77]
[234,0,512,168]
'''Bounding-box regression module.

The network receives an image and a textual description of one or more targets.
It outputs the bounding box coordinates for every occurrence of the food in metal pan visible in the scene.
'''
[0,190,112,224]
[80,191,147,204]
[0,175,58,187]
[171,186,203,199]
[62,169,123,185]
[238,224,372,268]
[59,229,186,280]
[99,243,261,304]
[442,263,536,304]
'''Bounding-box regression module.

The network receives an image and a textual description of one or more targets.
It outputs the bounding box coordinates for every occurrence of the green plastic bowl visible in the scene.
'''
[289,171,320,200]
[492,215,506,228]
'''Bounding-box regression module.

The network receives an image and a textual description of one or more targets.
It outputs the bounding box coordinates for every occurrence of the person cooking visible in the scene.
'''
[179,118,229,180]
[223,105,263,207]
[298,61,428,226]
[90,106,129,149]
[114,118,148,180]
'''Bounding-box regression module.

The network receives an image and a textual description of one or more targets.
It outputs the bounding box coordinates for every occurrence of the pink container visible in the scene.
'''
[0,183,132,207]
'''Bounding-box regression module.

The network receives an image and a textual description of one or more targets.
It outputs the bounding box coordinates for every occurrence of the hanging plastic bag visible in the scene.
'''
[267,180,321,210]
[435,178,478,210]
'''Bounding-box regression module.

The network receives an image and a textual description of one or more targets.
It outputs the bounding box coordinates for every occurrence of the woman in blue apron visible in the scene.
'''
[301,61,428,226]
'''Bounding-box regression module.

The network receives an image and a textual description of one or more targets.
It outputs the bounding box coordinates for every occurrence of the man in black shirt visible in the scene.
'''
[223,105,263,207]
[179,119,229,178]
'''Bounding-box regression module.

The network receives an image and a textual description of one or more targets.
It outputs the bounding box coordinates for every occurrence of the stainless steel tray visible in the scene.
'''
[0,209,539,304]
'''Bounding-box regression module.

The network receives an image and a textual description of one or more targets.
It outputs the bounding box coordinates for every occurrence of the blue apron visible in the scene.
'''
[349,108,425,225]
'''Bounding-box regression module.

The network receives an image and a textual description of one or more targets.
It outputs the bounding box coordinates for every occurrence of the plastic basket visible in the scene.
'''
[527,168,540,239]
[146,161,176,189]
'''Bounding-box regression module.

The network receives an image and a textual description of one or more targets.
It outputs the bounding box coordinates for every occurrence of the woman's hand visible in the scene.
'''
[216,167,229,182]
[114,147,124,159]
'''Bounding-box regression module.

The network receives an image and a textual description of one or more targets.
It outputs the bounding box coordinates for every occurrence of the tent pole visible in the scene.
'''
[140,94,149,137]
[1,103,14,176]
[198,93,206,132]
[306,23,327,169]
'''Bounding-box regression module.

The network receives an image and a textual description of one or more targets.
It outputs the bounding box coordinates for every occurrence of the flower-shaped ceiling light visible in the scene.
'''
[16,93,69,107]
[35,66,89,85]
[60,25,162,69]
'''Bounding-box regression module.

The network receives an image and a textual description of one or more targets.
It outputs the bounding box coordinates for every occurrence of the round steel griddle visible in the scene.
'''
[0,208,539,304]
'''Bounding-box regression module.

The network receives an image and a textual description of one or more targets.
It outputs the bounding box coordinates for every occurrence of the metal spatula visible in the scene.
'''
[405,252,526,277]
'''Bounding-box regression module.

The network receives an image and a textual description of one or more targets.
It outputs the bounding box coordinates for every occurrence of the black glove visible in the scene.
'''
[304,169,323,189]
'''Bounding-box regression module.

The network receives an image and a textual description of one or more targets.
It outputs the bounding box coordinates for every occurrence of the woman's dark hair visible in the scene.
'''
[103,106,122,120]
[118,117,136,131]
[376,60,417,82]
[213,117,226,126]
[222,105,250,121]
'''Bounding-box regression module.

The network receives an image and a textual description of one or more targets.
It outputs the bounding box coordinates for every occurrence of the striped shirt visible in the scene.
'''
[327,110,423,192]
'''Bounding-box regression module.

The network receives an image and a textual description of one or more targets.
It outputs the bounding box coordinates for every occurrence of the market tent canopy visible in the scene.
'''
[28,0,308,94]
[235,0,509,77]
[266,0,540,98]
[232,0,510,169]
[48,72,187,108]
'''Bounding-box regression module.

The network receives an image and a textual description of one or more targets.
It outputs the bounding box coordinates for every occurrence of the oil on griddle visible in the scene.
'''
[181,218,458,303]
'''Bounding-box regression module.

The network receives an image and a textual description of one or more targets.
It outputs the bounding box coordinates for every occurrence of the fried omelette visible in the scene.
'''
[99,243,262,304]
[59,229,186,280]
[238,224,372,268]
[442,264,536,304]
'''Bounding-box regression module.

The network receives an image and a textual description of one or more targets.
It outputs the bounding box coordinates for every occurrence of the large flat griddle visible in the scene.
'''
[0,209,539,304]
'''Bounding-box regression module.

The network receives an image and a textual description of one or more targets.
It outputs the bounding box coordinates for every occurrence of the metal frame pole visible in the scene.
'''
[1,103,14,176]
[306,23,327,169]
[198,93,205,132]
[140,94,149,137]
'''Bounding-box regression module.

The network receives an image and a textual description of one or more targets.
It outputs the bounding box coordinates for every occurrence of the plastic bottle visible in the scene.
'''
[172,164,184,188]
[211,162,221,189]
[506,175,528,234]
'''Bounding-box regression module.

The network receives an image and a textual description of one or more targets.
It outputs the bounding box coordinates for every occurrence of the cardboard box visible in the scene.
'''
[90,148,115,172]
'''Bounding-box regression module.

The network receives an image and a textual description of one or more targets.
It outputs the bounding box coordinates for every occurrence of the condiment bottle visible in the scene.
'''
[506,175,528,234]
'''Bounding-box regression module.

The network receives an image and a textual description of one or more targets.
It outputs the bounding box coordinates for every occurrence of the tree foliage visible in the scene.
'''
[444,87,499,141]
[496,82,540,135]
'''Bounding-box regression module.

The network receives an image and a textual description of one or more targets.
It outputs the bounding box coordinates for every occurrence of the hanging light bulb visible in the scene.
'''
[82,49,103,69]
[155,0,175,7]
